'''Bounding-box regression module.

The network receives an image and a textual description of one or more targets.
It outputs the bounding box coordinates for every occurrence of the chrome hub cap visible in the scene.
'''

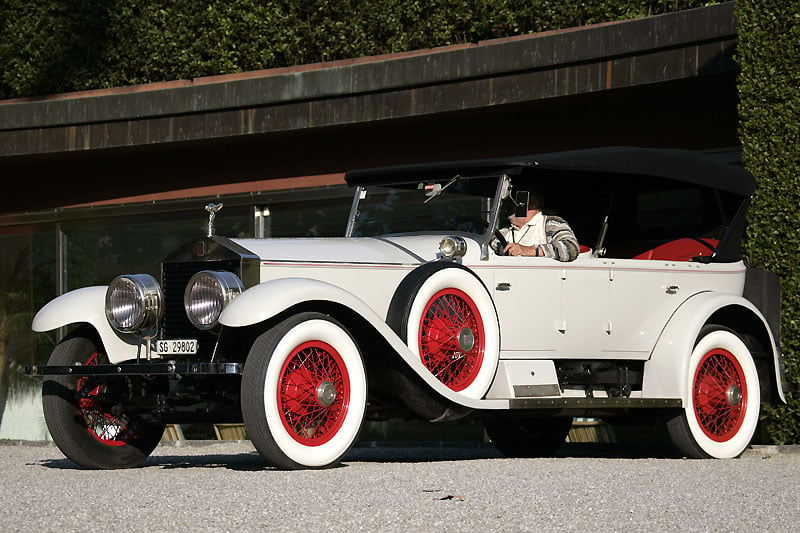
[316,380,337,407]
[726,384,743,406]
[458,327,475,352]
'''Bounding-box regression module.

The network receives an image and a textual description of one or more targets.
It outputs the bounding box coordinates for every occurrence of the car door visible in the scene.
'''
[489,256,563,354]
[557,256,612,358]
[602,258,680,357]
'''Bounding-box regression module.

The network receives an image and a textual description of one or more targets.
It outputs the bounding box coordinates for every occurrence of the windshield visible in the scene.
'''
[347,176,501,237]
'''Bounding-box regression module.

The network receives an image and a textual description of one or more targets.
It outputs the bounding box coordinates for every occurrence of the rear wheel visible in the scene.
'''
[484,416,572,457]
[42,332,164,469]
[241,313,367,469]
[666,325,760,458]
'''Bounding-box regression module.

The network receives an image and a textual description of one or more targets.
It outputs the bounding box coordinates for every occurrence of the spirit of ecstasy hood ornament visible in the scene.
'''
[205,203,223,237]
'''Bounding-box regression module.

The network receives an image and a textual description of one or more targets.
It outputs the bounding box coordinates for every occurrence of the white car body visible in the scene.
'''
[29,147,786,467]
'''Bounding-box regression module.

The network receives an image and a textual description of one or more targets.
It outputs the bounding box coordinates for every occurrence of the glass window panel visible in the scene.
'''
[0,227,58,440]
[64,207,252,289]
[265,198,351,237]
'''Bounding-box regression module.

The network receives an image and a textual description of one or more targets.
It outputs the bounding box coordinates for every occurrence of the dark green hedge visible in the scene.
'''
[1,1,715,99]
[737,0,800,443]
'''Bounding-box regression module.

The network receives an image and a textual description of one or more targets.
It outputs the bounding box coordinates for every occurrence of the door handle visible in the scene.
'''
[496,282,511,291]
[666,285,679,294]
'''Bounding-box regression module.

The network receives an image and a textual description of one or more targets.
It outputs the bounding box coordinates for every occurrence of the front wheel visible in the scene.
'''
[42,331,165,469]
[666,325,760,459]
[241,313,367,469]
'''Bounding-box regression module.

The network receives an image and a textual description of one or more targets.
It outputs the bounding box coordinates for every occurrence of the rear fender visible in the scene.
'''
[32,286,144,364]
[642,291,785,403]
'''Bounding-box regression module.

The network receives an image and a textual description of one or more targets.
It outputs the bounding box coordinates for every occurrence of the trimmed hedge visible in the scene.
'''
[1,1,716,99]
[737,0,800,443]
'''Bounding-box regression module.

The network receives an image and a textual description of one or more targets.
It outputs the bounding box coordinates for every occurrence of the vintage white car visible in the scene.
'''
[28,147,785,469]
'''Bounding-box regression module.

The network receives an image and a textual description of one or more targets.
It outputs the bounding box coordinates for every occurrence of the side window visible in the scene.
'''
[632,188,720,261]
[637,188,704,233]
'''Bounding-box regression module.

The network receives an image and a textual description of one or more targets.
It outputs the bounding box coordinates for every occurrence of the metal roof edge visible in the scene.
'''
[0,3,736,132]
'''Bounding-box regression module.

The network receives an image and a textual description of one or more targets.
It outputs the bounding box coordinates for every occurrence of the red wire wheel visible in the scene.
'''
[277,340,350,446]
[692,347,747,442]
[42,331,164,469]
[418,288,485,391]
[77,352,138,447]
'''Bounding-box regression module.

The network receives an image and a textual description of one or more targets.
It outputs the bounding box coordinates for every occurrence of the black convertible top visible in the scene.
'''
[345,146,755,197]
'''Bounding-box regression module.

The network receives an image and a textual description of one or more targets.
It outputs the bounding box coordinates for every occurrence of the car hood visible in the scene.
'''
[232,235,476,265]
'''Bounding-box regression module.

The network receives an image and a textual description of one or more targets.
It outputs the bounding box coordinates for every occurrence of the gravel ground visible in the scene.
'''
[2,441,799,532]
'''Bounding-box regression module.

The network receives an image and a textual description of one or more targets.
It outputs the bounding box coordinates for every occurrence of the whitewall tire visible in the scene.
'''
[241,313,367,469]
[388,262,500,400]
[667,326,760,459]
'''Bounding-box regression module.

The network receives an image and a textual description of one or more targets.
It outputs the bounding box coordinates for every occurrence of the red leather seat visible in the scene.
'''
[632,238,719,261]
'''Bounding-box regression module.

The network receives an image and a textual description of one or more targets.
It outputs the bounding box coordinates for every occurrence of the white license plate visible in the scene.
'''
[155,339,198,355]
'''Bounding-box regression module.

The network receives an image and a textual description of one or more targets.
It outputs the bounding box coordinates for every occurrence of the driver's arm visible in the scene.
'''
[539,216,579,262]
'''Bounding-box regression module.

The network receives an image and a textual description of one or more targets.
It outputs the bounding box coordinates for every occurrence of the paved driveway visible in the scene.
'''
[2,442,799,532]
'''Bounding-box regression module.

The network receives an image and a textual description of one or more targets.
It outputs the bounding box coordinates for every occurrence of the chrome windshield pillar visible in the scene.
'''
[480,174,511,260]
[345,186,365,238]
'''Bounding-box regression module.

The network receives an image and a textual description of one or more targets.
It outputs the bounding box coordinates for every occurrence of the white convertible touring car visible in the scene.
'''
[27,147,785,469]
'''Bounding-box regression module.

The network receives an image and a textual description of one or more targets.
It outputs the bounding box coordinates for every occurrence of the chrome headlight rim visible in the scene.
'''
[439,235,468,260]
[105,274,163,335]
[184,270,243,330]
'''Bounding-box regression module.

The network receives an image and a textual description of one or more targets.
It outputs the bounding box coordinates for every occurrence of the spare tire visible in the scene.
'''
[387,262,500,400]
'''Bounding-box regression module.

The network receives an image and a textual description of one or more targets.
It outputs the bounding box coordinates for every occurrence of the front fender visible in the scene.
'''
[32,286,144,364]
[642,291,785,403]
[219,278,507,410]
[218,278,382,329]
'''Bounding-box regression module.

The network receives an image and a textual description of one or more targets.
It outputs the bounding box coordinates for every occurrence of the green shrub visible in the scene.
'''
[737,0,800,443]
[0,1,717,99]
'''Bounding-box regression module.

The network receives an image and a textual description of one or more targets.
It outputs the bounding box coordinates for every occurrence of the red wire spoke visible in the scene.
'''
[278,340,350,446]
[693,349,746,442]
[418,288,485,392]
[76,352,136,447]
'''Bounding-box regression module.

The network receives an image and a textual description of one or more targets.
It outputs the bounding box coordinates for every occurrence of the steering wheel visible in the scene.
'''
[493,229,508,256]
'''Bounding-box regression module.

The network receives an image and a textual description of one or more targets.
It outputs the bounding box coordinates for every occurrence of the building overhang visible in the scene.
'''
[0,3,739,214]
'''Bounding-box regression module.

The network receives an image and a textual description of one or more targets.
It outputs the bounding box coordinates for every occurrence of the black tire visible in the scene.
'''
[241,312,367,470]
[665,325,760,459]
[484,416,572,457]
[42,331,164,469]
[386,262,500,399]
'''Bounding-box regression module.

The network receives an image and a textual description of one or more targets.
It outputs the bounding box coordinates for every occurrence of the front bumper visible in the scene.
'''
[25,362,242,377]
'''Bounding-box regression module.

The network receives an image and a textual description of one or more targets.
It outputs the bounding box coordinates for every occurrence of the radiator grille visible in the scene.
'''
[161,259,240,359]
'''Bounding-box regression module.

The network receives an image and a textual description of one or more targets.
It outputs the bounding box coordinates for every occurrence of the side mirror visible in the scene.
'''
[514,191,530,218]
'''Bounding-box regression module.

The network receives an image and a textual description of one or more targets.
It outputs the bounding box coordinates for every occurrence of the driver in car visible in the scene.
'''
[499,192,579,261]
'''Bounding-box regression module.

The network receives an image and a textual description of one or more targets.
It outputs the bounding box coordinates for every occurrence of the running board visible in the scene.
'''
[25,362,242,377]
[509,397,682,409]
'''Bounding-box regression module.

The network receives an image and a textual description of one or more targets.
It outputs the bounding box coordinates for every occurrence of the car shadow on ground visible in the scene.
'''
[37,452,273,471]
[35,441,684,470]
[345,442,683,463]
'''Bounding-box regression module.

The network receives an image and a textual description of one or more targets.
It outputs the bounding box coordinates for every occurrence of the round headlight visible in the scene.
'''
[184,270,243,330]
[105,274,163,334]
[439,236,468,259]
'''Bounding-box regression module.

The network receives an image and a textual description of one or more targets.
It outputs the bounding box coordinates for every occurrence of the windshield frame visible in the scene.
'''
[345,173,512,259]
